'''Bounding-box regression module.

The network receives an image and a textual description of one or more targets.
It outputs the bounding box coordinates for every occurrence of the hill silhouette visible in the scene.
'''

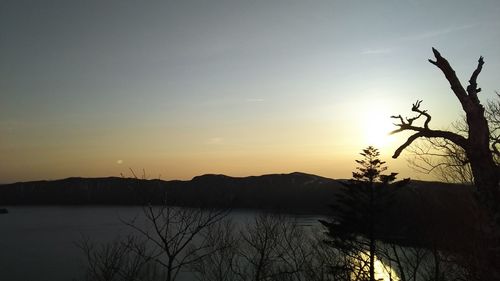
[0,172,342,214]
[0,172,477,247]
[0,172,473,215]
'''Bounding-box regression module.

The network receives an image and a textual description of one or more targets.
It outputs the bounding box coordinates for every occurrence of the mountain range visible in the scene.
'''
[0,172,473,214]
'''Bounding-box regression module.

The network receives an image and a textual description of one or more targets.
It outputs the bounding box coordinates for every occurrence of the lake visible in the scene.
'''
[0,206,320,281]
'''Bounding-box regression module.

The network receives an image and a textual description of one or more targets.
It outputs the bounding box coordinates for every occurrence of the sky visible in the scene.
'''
[1,0,500,183]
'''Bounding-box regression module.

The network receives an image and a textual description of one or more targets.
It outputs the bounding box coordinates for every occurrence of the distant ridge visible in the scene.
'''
[0,172,342,214]
[0,172,472,215]
[1,171,332,185]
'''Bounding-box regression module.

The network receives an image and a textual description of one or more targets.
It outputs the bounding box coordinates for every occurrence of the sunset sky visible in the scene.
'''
[1,0,500,183]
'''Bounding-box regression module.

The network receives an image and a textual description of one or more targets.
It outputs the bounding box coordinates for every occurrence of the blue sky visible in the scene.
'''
[1,0,500,182]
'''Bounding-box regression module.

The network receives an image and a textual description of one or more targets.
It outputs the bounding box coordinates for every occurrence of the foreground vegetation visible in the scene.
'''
[79,208,472,281]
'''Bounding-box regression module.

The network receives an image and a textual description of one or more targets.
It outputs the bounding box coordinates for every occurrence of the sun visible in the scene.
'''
[361,106,395,148]
[364,116,394,147]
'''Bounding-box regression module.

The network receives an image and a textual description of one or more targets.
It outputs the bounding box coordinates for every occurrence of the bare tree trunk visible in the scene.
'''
[369,181,376,281]
[432,247,440,281]
[391,49,500,280]
[429,49,500,281]
[467,117,499,210]
[369,237,375,281]
[431,48,499,213]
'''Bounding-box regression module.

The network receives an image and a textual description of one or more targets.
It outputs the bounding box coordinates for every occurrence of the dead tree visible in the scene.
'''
[405,94,500,184]
[390,48,500,280]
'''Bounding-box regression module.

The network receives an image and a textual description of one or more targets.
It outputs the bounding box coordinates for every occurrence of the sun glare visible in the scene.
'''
[356,252,400,281]
[361,107,395,148]
[374,257,400,281]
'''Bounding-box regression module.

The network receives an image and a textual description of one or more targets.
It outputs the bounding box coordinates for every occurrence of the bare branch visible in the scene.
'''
[391,114,405,126]
[411,100,432,129]
[390,101,434,134]
[428,47,469,107]
[467,56,485,103]
[391,99,468,158]
[393,130,467,159]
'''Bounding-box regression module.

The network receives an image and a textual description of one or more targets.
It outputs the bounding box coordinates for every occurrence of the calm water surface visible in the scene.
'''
[0,206,318,281]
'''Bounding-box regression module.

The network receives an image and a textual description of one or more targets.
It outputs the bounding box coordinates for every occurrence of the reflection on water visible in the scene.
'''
[374,256,399,281]
[354,251,399,281]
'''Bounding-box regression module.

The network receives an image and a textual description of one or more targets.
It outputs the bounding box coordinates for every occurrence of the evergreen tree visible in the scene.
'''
[320,146,409,281]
